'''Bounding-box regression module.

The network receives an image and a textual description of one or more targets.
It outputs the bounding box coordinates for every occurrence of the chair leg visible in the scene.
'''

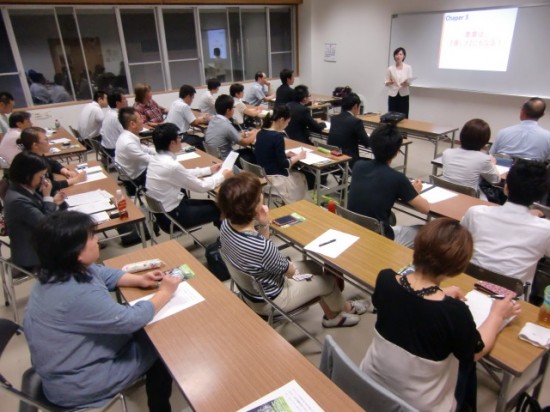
[1,262,9,306]
[5,266,18,323]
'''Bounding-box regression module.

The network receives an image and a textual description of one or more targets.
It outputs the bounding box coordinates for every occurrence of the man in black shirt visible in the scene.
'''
[285,85,326,145]
[347,123,429,247]
[275,68,295,104]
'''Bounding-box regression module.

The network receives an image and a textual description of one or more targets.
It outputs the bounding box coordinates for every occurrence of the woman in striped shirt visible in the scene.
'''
[218,172,369,328]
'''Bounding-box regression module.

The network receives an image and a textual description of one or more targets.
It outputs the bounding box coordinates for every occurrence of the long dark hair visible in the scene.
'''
[262,104,290,129]
[33,211,96,284]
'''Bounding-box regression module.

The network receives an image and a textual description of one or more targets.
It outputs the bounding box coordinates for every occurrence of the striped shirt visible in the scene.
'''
[220,219,288,300]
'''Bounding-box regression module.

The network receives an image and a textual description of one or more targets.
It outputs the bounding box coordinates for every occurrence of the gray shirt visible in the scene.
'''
[24,264,156,408]
[204,114,241,159]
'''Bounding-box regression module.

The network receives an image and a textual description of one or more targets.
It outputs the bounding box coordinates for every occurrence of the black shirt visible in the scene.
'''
[254,129,290,176]
[327,111,369,166]
[373,269,484,362]
[276,84,294,105]
[347,159,417,238]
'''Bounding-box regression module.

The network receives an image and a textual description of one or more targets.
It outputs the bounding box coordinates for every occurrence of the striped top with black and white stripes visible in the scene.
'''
[220,219,289,300]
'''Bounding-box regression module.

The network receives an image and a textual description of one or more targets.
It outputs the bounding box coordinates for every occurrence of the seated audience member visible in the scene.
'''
[24,211,177,410]
[77,90,108,142]
[275,68,295,105]
[198,78,221,116]
[49,73,72,103]
[165,84,209,150]
[361,218,520,411]
[204,94,258,161]
[0,111,32,164]
[254,105,308,203]
[115,107,155,196]
[285,85,326,145]
[146,123,231,231]
[244,71,274,106]
[347,123,429,247]
[0,92,15,141]
[4,152,64,270]
[29,72,51,105]
[442,119,500,199]
[19,127,86,193]
[218,172,369,327]
[327,92,369,166]
[133,83,167,127]
[490,97,550,161]
[101,89,128,158]
[230,83,262,129]
[461,159,550,286]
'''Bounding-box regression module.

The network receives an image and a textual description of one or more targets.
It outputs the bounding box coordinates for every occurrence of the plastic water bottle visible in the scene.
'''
[115,189,129,220]
[54,119,61,130]
[537,285,550,327]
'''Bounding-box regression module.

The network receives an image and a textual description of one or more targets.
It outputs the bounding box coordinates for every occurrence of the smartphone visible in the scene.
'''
[273,215,298,226]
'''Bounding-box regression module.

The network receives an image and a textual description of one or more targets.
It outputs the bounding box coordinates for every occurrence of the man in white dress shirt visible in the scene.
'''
[77,91,108,148]
[0,92,15,141]
[197,78,220,116]
[100,90,128,158]
[146,123,231,231]
[115,107,155,196]
[165,84,209,151]
[490,98,550,161]
[461,159,550,289]
[0,111,32,165]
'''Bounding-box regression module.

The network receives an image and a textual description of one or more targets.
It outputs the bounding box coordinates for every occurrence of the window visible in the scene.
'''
[241,9,268,80]
[269,7,293,76]
[0,12,25,106]
[162,8,201,88]
[199,9,230,84]
[120,8,165,92]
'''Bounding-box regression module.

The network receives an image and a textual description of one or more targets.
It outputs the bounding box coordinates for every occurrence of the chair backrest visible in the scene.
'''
[430,175,479,198]
[335,204,383,235]
[144,193,166,214]
[466,262,527,299]
[203,142,222,159]
[239,158,266,179]
[532,202,550,220]
[68,125,82,141]
[113,162,133,184]
[220,252,262,298]
[319,335,418,412]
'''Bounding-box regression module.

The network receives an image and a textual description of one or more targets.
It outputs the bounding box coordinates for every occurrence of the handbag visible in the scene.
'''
[515,392,543,412]
[380,111,406,124]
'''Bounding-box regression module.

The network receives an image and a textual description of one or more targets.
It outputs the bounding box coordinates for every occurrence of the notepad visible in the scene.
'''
[464,290,515,331]
[299,152,330,165]
[176,152,201,161]
[49,137,71,145]
[421,186,458,204]
[75,171,107,185]
[66,189,112,207]
[237,380,322,412]
[304,229,359,258]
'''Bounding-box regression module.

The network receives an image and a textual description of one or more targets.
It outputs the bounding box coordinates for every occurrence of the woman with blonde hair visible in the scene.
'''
[133,83,167,127]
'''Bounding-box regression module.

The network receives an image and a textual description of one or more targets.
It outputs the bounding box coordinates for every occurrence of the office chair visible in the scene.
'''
[319,335,418,412]
[465,262,529,300]
[239,158,288,207]
[335,204,383,235]
[202,142,222,159]
[430,175,479,198]
[221,252,322,346]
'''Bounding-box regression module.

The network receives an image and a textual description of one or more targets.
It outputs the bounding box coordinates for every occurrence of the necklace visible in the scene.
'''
[399,275,442,297]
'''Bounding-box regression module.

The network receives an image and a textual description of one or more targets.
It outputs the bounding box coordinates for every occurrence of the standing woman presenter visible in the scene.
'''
[385,47,412,118]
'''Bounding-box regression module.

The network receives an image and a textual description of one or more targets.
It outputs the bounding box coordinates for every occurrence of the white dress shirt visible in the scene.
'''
[0,128,22,164]
[461,202,550,284]
[198,92,216,116]
[146,152,224,212]
[386,63,413,97]
[442,148,500,191]
[165,98,196,133]
[100,108,123,150]
[115,130,155,179]
[78,101,105,140]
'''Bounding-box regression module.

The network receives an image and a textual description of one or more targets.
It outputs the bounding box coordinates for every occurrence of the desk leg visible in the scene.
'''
[434,135,441,159]
[402,144,409,175]
[532,351,549,400]
[495,372,512,412]
[315,169,322,206]
[137,221,147,248]
[450,130,456,148]
[342,162,349,206]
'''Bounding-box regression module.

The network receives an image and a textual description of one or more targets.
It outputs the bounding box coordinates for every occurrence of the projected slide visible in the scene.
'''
[439,8,518,71]
[207,29,227,59]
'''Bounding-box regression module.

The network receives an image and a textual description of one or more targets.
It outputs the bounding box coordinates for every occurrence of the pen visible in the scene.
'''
[490,294,520,301]
[319,239,336,247]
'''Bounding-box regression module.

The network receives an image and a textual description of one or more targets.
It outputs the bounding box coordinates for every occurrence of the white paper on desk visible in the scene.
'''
[66,189,111,207]
[176,152,201,162]
[69,199,115,214]
[496,165,510,175]
[130,282,205,325]
[75,171,107,185]
[49,137,71,144]
[49,147,61,153]
[237,380,323,412]
[90,211,110,224]
[519,322,550,349]
[323,121,331,131]
[213,151,239,177]
[421,186,458,204]
[84,165,103,174]
[300,152,332,166]
[285,146,313,155]
[304,229,359,259]
[260,110,271,116]
[465,290,515,331]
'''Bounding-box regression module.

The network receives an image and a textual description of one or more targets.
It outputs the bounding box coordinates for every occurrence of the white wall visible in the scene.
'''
[298,0,550,134]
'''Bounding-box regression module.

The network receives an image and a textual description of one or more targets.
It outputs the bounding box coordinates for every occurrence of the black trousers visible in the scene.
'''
[156,198,221,233]
[388,93,409,118]
[182,133,205,151]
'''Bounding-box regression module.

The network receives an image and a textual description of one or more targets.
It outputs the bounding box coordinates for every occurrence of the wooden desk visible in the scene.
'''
[359,114,459,159]
[46,127,87,162]
[63,162,147,247]
[177,146,219,169]
[106,240,362,412]
[285,138,351,206]
[270,200,548,412]
[428,192,496,221]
